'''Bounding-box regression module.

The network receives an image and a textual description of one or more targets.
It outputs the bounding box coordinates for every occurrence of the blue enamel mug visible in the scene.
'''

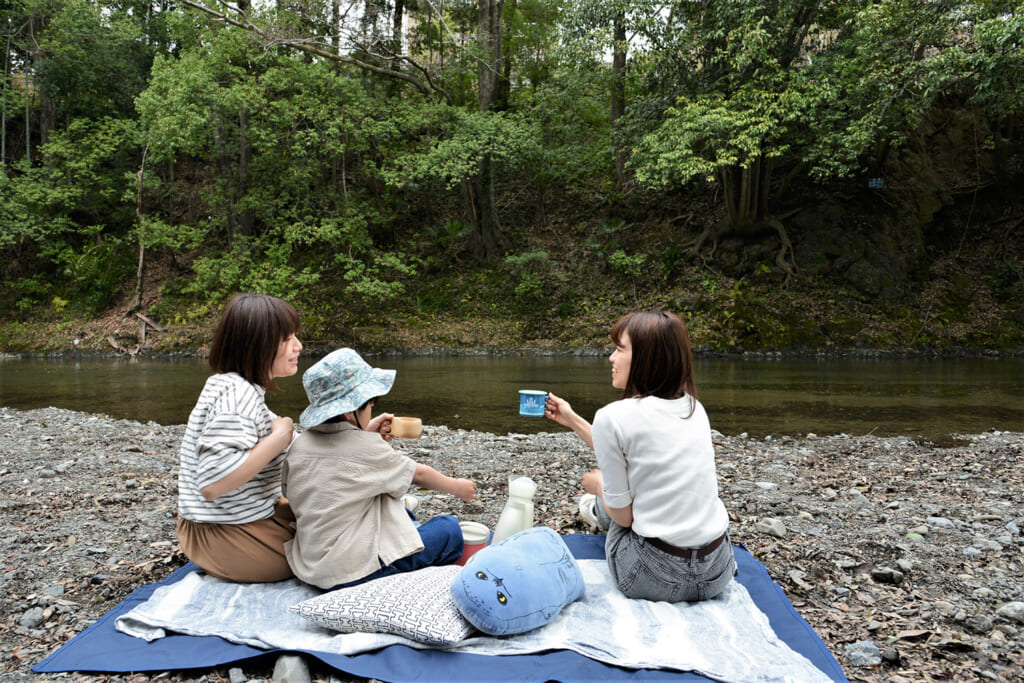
[519,390,548,417]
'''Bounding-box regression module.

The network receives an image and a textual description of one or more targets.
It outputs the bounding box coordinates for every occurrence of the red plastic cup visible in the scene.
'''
[456,521,490,566]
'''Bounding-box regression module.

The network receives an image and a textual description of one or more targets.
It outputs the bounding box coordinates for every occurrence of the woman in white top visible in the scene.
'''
[545,311,736,602]
[176,293,303,582]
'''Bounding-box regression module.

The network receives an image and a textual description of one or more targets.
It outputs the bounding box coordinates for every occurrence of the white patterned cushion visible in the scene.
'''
[289,565,475,646]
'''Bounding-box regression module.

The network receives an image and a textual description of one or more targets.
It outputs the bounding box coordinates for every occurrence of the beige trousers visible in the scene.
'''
[176,498,295,583]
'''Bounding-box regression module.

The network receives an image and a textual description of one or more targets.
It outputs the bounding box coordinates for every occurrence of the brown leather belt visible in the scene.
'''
[647,531,727,560]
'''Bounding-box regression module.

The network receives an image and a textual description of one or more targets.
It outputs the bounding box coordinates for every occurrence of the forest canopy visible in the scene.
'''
[1,0,1022,350]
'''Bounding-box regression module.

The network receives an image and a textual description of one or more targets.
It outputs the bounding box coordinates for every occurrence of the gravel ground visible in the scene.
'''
[1,406,1022,683]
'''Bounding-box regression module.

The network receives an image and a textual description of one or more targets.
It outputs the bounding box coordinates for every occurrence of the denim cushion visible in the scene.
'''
[450,527,585,636]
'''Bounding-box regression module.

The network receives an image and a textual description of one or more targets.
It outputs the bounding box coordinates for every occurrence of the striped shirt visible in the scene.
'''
[177,372,286,524]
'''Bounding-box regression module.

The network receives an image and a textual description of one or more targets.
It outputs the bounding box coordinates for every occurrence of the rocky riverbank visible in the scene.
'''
[1,407,1022,682]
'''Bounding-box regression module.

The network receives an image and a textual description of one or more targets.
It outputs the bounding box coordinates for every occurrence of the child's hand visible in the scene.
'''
[365,413,394,442]
[453,478,477,502]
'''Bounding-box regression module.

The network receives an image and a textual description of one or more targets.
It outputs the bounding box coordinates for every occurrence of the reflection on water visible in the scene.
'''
[1,354,1021,441]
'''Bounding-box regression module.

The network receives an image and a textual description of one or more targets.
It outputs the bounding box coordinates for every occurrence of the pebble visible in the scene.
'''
[755,518,787,538]
[20,606,45,627]
[847,489,870,505]
[927,516,956,529]
[996,601,1024,624]
[846,640,882,666]
[871,567,904,584]
[272,654,311,683]
[966,615,994,634]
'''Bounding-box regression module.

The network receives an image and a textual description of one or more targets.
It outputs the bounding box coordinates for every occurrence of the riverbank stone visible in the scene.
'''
[996,602,1024,624]
[846,640,883,667]
[755,517,787,538]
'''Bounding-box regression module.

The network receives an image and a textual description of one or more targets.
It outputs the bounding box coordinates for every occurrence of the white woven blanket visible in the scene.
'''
[115,560,831,683]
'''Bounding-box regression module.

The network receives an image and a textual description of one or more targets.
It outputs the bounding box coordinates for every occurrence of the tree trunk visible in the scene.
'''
[720,158,773,229]
[131,147,149,312]
[2,32,10,166]
[472,155,506,261]
[468,0,508,261]
[393,0,405,54]
[991,115,1014,198]
[611,11,627,189]
[333,0,342,53]
[238,109,254,236]
[478,0,503,112]
[499,2,514,111]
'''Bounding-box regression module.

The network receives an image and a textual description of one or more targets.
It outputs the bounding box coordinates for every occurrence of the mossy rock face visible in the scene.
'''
[782,314,828,347]
[828,317,865,339]
[728,297,826,349]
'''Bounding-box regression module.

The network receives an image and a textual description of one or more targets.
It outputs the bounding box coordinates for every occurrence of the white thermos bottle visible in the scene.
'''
[491,476,537,543]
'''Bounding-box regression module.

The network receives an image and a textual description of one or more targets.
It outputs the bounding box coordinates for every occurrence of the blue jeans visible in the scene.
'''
[329,514,463,590]
[594,497,736,603]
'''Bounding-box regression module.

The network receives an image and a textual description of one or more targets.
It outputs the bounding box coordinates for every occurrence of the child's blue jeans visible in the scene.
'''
[329,514,463,590]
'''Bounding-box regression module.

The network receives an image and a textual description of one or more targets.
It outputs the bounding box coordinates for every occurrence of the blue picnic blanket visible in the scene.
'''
[35,535,847,682]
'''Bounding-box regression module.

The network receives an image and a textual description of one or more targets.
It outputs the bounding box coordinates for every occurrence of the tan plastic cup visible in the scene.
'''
[390,416,423,439]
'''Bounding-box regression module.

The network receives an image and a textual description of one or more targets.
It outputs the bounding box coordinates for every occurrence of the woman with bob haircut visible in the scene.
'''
[176,293,304,582]
[545,311,736,602]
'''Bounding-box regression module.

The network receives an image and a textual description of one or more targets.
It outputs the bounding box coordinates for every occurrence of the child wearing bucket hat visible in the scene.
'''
[284,348,477,589]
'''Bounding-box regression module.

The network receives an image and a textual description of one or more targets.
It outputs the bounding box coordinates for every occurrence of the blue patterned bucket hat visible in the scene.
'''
[299,348,396,428]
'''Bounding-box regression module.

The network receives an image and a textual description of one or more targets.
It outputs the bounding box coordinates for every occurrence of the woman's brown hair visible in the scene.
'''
[611,311,697,408]
[209,293,300,391]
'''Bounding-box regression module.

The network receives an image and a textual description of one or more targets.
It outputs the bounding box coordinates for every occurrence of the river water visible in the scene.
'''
[1,355,1021,442]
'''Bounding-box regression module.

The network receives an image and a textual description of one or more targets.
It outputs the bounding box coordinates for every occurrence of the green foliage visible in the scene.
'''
[2,0,1022,353]
[425,219,472,249]
[0,116,138,313]
[585,217,629,253]
[513,71,614,193]
[504,250,552,301]
[634,91,793,187]
[661,246,687,283]
[629,1,1024,208]
[135,35,426,311]
[62,236,134,312]
[5,275,51,312]
[607,249,646,279]
[336,250,419,301]
[381,105,541,191]
[35,0,154,122]
[41,117,141,223]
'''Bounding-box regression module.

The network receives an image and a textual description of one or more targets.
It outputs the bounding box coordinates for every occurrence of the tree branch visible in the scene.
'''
[177,0,451,103]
